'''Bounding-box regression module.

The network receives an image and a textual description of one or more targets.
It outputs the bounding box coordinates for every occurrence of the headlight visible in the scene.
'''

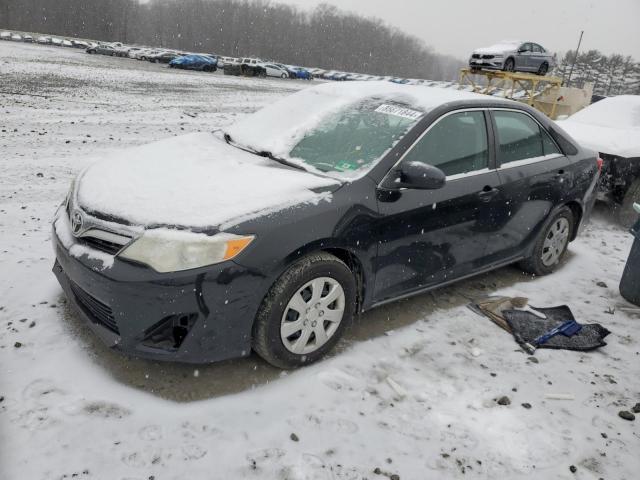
[119,230,255,273]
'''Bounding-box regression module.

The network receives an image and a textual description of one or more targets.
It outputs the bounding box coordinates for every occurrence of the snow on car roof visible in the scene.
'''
[474,40,523,53]
[558,95,640,158]
[226,81,491,160]
[565,95,640,129]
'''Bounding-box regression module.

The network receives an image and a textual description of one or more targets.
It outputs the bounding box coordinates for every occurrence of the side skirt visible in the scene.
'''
[365,255,525,311]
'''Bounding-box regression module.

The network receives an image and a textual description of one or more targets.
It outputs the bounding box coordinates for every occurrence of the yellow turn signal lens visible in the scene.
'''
[223,236,254,260]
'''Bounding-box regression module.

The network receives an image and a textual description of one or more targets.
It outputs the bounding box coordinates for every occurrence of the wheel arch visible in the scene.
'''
[564,200,583,241]
[271,241,369,314]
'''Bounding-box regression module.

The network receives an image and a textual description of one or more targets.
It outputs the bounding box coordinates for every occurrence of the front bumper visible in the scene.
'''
[469,58,504,70]
[52,216,269,364]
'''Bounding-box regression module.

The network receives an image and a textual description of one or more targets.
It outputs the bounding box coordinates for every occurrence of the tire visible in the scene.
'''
[281,73,287,78]
[253,252,356,369]
[616,178,640,228]
[537,62,549,76]
[503,58,515,72]
[519,207,575,276]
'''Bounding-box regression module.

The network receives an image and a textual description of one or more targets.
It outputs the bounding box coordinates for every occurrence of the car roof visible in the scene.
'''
[306,81,514,111]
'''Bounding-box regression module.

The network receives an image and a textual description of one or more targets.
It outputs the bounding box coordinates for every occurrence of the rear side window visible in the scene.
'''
[401,111,489,177]
[541,127,561,155]
[494,111,545,164]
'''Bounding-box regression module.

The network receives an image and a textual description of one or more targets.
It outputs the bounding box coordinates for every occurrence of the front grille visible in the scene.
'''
[69,280,120,334]
[80,236,124,255]
[482,54,495,59]
[472,53,480,59]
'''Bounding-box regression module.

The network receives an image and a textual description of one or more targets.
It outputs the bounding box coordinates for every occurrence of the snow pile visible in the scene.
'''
[225,81,489,164]
[558,95,640,157]
[77,132,339,228]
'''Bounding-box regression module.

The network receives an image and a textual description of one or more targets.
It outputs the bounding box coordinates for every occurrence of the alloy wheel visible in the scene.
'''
[541,218,570,266]
[280,277,345,355]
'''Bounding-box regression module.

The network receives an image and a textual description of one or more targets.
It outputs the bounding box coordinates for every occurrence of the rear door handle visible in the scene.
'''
[477,186,499,202]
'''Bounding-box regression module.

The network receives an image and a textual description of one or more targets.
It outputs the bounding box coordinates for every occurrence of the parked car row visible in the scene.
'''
[2,29,453,86]
[1,30,91,48]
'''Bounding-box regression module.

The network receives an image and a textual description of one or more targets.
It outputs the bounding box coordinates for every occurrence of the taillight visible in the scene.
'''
[597,157,603,172]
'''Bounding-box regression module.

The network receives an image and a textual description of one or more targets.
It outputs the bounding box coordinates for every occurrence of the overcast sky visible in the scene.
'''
[276,0,640,60]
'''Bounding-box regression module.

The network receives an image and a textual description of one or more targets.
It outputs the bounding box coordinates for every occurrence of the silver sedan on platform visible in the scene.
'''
[469,40,555,75]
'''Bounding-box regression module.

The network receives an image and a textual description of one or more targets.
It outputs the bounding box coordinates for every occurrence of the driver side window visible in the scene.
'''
[400,111,489,177]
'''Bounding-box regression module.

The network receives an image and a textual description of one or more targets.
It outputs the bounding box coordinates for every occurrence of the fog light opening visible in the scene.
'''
[141,313,198,351]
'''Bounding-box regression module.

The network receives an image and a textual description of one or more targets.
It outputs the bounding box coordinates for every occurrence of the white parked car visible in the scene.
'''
[0,31,11,40]
[51,37,63,46]
[260,63,290,78]
[62,39,73,47]
[11,34,22,41]
[218,56,240,68]
[37,36,51,44]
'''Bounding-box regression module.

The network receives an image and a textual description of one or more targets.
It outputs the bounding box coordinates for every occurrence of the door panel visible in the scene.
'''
[484,110,570,262]
[372,110,505,302]
[515,43,532,70]
[374,172,503,301]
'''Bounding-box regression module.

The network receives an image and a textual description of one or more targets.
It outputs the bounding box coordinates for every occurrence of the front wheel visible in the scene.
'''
[253,252,356,369]
[519,207,574,276]
[503,58,515,72]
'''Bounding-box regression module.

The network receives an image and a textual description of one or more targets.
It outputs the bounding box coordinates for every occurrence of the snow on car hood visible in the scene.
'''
[473,40,521,55]
[76,132,339,229]
[557,96,640,158]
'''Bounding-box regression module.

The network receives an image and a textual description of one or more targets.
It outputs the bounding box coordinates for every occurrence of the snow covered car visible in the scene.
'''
[86,44,116,56]
[37,36,52,44]
[51,37,63,46]
[169,54,217,72]
[10,34,22,42]
[52,82,599,368]
[469,40,555,75]
[557,95,640,226]
[0,31,11,40]
[23,34,33,43]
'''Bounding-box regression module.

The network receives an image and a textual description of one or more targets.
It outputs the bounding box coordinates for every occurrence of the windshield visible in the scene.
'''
[288,100,422,175]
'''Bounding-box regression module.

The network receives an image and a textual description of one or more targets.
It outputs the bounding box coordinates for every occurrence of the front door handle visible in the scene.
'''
[477,186,499,202]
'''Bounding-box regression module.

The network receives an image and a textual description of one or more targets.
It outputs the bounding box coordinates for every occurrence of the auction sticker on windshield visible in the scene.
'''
[375,104,423,120]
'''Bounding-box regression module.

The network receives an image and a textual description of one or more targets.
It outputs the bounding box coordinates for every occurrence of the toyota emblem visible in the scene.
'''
[71,211,84,236]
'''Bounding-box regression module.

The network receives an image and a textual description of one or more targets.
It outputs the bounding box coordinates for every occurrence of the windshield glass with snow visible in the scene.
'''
[289,100,422,175]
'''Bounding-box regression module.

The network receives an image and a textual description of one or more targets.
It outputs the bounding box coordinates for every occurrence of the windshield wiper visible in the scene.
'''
[223,133,306,171]
[257,151,307,171]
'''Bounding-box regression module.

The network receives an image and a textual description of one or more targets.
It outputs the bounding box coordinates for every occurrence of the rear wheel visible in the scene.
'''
[503,58,515,72]
[537,62,549,76]
[281,73,287,78]
[253,252,356,369]
[519,207,574,276]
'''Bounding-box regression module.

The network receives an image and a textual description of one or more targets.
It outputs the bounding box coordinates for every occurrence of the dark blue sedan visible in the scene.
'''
[169,54,218,72]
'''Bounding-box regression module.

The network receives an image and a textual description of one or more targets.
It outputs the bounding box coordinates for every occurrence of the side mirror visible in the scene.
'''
[384,161,446,190]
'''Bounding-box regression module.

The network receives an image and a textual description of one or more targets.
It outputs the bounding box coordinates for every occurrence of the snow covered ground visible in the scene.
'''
[1,42,639,480]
